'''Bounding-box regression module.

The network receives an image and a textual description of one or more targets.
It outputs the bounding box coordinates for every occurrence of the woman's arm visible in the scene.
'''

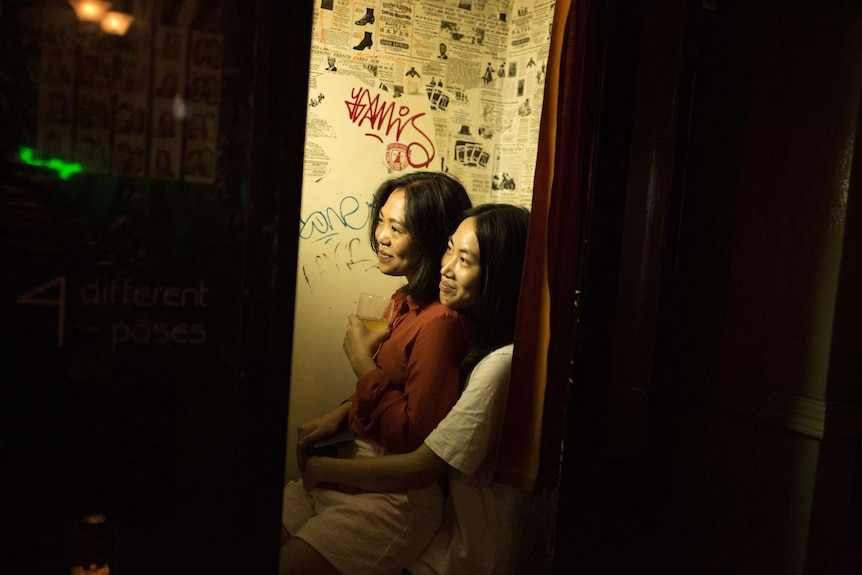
[295,401,353,472]
[303,348,513,493]
[302,443,447,492]
[297,401,352,447]
[350,309,471,453]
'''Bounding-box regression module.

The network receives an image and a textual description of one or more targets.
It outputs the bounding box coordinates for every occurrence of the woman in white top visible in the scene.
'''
[299,204,531,574]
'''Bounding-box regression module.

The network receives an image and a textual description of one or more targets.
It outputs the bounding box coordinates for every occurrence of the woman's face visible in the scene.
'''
[375,189,417,279]
[439,217,482,310]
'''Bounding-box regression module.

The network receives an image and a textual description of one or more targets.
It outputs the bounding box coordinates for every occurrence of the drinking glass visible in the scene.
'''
[356,293,393,331]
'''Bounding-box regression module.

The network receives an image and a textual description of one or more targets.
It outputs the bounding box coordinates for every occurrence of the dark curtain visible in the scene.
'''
[495,0,603,492]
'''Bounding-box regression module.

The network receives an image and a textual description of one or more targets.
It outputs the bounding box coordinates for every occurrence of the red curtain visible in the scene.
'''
[494,0,601,492]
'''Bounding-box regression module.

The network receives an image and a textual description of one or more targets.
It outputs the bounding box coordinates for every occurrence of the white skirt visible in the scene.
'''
[282,438,444,575]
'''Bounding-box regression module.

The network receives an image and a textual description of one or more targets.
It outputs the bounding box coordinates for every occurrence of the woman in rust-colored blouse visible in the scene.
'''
[281,171,473,575]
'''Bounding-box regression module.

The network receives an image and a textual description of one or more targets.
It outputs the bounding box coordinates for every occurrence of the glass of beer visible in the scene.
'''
[357,293,393,331]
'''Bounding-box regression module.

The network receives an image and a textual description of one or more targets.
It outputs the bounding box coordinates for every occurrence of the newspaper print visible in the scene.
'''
[303,0,556,208]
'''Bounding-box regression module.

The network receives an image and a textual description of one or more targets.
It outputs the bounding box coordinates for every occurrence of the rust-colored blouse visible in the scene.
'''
[348,290,473,453]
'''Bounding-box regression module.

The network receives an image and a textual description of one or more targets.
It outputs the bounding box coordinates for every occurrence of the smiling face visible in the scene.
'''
[375,188,417,279]
[439,217,482,310]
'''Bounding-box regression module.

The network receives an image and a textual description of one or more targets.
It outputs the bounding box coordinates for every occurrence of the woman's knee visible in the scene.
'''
[280,537,341,575]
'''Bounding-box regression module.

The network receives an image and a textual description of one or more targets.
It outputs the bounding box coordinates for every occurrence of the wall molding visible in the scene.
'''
[707,379,862,440]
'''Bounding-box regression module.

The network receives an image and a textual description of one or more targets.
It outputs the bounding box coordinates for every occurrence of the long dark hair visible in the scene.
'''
[369,171,472,302]
[458,204,531,370]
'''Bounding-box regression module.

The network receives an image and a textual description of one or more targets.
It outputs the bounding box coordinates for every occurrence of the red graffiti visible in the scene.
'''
[345,87,435,169]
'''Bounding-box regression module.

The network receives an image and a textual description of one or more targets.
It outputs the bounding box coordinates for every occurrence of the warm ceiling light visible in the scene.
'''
[100,11,134,35]
[68,0,112,23]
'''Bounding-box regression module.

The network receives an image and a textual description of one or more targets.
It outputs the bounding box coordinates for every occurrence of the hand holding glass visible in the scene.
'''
[356,293,393,331]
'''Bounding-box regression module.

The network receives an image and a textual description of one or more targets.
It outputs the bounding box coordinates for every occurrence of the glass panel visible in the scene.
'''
[0,1,264,572]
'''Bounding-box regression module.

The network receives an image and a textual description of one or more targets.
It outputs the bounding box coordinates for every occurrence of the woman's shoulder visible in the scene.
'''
[486,343,514,357]
[471,344,514,372]
[415,299,472,322]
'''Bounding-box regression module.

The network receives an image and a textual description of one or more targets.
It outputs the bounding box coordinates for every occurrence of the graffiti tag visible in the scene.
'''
[299,196,371,242]
[344,86,436,169]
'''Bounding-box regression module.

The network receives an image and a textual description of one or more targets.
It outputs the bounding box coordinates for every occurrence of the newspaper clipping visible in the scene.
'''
[303,0,556,207]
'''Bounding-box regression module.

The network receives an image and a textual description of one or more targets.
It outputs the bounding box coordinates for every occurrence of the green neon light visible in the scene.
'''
[18,146,84,180]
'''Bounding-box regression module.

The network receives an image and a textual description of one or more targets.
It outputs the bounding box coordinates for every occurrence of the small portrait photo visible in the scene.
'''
[155,73,179,99]
[154,148,175,179]
[206,39,223,69]
[114,102,135,134]
[188,113,207,140]
[162,30,182,60]
[77,94,109,130]
[114,141,144,176]
[75,134,107,170]
[193,38,210,67]
[157,110,176,138]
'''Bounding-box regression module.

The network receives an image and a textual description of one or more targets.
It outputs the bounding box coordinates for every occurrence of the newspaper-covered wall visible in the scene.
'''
[302,0,555,207]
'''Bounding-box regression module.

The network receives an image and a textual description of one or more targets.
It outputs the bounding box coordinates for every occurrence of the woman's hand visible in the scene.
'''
[296,436,313,474]
[342,314,390,378]
[297,403,351,450]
